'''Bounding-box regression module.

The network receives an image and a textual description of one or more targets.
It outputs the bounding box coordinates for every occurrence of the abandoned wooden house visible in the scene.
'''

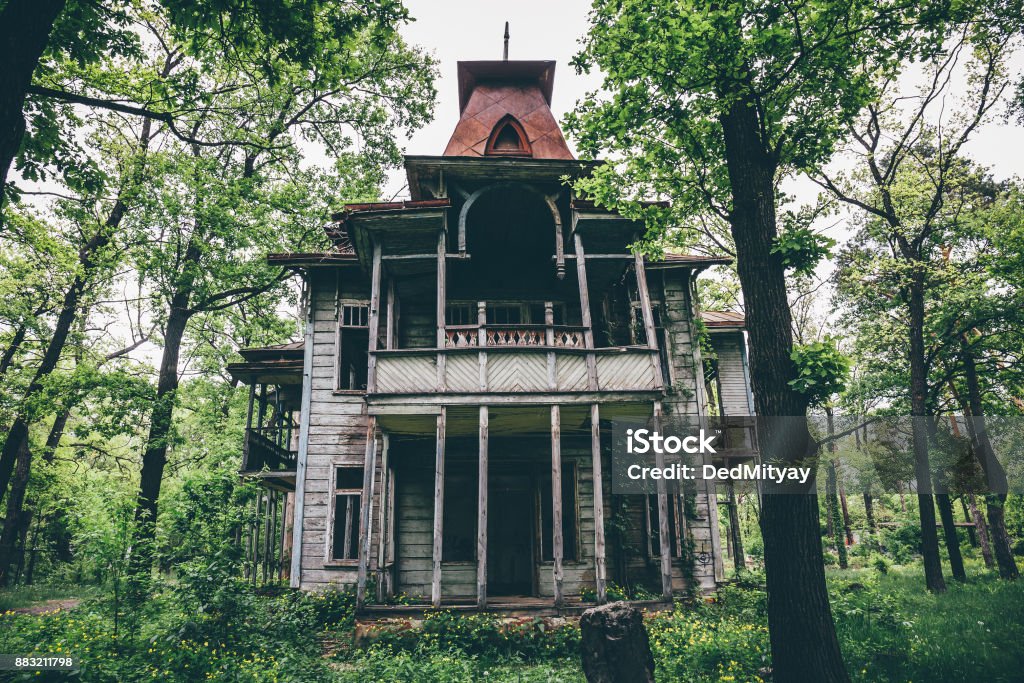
[227,58,758,612]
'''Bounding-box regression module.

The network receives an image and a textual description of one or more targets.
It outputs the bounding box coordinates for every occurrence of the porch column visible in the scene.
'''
[573,233,598,390]
[367,243,382,392]
[551,405,564,606]
[376,434,391,602]
[436,230,447,391]
[477,406,488,608]
[591,403,607,603]
[653,401,673,599]
[431,407,447,607]
[242,383,256,470]
[356,416,378,608]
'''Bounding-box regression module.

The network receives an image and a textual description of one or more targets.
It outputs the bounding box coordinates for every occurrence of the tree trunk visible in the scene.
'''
[719,96,848,683]
[839,486,854,546]
[863,490,875,533]
[959,339,1018,579]
[966,492,994,568]
[935,492,966,582]
[580,601,656,683]
[959,497,977,547]
[825,409,847,568]
[0,436,31,584]
[0,0,67,212]
[127,298,191,583]
[906,276,945,592]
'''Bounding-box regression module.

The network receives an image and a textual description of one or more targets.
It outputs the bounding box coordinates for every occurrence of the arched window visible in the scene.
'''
[485,115,532,157]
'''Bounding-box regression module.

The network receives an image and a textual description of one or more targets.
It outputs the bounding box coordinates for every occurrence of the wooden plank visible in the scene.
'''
[550,405,564,606]
[356,417,378,607]
[290,281,315,588]
[573,233,598,390]
[431,407,446,607]
[590,403,607,603]
[366,244,382,393]
[477,406,488,608]
[653,401,673,599]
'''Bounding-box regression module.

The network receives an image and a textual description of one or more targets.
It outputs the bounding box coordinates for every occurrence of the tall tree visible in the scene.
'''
[566,1,937,679]
[819,16,1019,587]
[0,0,413,214]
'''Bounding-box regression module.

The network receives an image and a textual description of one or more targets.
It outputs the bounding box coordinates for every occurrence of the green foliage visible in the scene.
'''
[789,339,850,407]
[772,226,837,277]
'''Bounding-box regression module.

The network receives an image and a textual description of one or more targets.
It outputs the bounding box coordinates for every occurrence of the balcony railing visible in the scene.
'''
[444,324,586,349]
[242,428,297,473]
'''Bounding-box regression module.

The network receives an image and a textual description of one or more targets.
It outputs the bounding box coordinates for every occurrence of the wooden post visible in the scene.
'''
[591,404,607,603]
[356,417,378,608]
[376,434,390,602]
[242,383,256,470]
[436,230,447,391]
[279,491,290,581]
[432,407,447,607]
[385,278,395,350]
[477,406,489,608]
[633,252,663,388]
[573,233,598,389]
[478,302,487,391]
[551,404,564,606]
[545,301,556,390]
[653,401,673,599]
[290,280,315,587]
[366,244,382,392]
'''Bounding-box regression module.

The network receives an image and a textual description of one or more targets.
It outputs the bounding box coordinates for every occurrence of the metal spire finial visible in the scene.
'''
[503,22,509,61]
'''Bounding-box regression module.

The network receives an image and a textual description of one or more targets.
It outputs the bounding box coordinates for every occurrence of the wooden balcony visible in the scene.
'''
[242,428,298,473]
[371,346,661,396]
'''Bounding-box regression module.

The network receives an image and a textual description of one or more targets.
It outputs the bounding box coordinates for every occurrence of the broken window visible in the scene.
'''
[540,463,578,562]
[337,301,369,391]
[330,466,363,561]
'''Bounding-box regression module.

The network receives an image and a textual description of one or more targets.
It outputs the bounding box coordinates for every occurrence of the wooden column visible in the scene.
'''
[573,233,598,389]
[653,401,673,599]
[477,301,487,391]
[431,407,447,607]
[591,403,607,603]
[366,244,383,392]
[633,252,664,388]
[545,301,556,390]
[477,406,489,608]
[551,404,564,606]
[241,383,256,470]
[436,230,447,391]
[385,278,395,350]
[356,416,378,608]
[376,434,391,602]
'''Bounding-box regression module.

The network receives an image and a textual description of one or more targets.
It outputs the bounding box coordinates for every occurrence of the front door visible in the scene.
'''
[487,473,534,596]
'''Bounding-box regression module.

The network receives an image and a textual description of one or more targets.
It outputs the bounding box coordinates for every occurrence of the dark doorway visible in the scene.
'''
[488,473,534,596]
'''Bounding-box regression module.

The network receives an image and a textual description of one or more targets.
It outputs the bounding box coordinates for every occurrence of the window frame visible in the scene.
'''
[335,299,371,393]
[326,464,364,565]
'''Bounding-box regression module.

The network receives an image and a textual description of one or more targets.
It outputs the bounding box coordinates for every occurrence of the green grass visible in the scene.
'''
[0,563,1021,682]
[0,583,103,612]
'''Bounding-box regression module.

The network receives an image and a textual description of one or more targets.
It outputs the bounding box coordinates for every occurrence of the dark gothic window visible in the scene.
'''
[485,115,532,157]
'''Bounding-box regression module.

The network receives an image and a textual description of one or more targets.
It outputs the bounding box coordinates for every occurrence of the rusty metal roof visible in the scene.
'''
[701,310,745,329]
[444,61,573,160]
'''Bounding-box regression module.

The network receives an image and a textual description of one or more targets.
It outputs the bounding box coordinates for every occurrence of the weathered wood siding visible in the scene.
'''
[297,271,383,590]
[653,269,721,591]
[710,331,753,416]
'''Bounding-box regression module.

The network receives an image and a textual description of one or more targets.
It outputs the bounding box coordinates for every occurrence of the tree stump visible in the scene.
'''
[580,601,656,683]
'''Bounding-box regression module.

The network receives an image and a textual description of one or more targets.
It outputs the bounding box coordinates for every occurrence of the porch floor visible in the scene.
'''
[359,596,674,619]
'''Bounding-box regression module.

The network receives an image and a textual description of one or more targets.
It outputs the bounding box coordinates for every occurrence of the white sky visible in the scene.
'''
[391,0,1024,199]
